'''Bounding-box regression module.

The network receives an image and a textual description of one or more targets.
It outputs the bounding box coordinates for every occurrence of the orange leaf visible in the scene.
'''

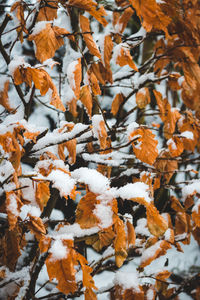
[91,61,113,84]
[67,58,82,99]
[80,85,93,117]
[87,70,101,95]
[103,34,113,70]
[167,137,184,157]
[129,127,158,165]
[153,90,180,139]
[114,218,127,267]
[28,23,72,62]
[2,228,21,271]
[115,44,138,71]
[111,93,125,115]
[192,204,200,227]
[12,66,65,111]
[126,220,136,247]
[27,214,46,240]
[58,124,77,164]
[146,204,168,237]
[68,0,107,26]
[36,181,50,211]
[85,288,97,300]
[136,87,151,109]
[0,79,13,112]
[37,0,58,21]
[80,15,101,59]
[115,7,134,33]
[39,235,51,253]
[46,239,77,294]
[154,150,178,183]
[129,0,171,37]
[76,192,100,229]
[77,253,97,291]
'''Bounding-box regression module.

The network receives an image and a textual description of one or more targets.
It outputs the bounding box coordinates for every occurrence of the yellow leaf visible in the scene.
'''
[129,127,158,165]
[80,15,101,59]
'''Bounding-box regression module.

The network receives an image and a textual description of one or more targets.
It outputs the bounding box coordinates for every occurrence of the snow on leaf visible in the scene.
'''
[11,1,27,42]
[80,15,101,59]
[6,192,22,230]
[129,127,158,165]
[140,240,171,268]
[117,182,151,204]
[71,167,110,194]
